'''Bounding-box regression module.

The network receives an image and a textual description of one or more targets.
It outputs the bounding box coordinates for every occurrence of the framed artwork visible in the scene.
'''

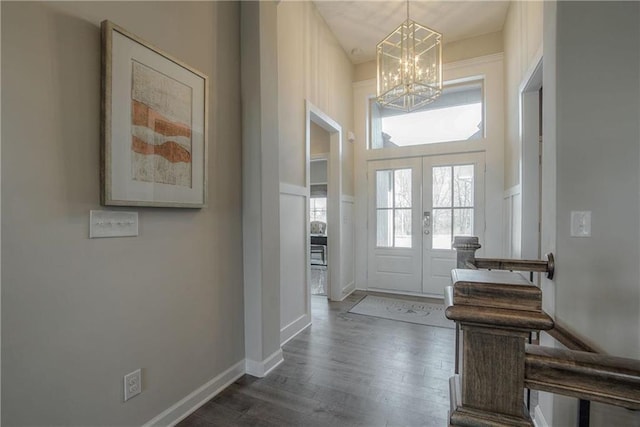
[101,20,208,208]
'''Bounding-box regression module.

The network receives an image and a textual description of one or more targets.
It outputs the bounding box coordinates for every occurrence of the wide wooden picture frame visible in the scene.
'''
[101,20,208,208]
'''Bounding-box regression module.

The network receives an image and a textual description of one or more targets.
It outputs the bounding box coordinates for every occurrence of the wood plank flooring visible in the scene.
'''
[179,291,455,426]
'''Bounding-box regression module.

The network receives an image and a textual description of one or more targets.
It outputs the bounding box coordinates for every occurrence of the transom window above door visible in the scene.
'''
[370,80,484,149]
[376,168,412,248]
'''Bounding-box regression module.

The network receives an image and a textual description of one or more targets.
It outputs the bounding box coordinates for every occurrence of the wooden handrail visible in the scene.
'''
[545,322,600,354]
[452,236,555,278]
[525,345,640,410]
[473,253,555,279]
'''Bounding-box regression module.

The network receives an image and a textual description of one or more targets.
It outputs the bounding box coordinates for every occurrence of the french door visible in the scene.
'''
[368,153,485,297]
[421,154,485,295]
[367,158,423,293]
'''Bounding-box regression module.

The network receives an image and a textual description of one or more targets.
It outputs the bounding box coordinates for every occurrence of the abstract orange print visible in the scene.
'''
[131,61,193,187]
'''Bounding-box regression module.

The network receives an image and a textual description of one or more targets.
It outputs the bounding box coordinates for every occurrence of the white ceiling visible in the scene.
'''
[313,1,510,64]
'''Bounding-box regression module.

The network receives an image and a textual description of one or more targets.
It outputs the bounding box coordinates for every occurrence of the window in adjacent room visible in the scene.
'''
[310,197,327,223]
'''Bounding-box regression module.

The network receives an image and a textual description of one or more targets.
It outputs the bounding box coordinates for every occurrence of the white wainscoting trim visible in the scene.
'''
[504,184,521,198]
[342,195,355,203]
[280,314,311,346]
[279,183,307,197]
[245,349,284,378]
[143,360,245,427]
[532,404,550,427]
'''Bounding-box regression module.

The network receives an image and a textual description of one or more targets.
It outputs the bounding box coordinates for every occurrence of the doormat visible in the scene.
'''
[348,295,454,329]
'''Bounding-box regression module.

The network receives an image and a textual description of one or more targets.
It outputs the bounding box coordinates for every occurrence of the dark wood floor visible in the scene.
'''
[179,291,455,426]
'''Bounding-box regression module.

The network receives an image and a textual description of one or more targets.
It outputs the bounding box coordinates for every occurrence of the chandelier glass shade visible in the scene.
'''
[376,12,442,112]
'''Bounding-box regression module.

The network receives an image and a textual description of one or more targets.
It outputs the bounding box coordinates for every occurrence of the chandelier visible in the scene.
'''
[376,1,442,112]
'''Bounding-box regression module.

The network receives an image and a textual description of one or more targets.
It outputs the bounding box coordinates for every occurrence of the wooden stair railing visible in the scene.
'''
[452,236,555,279]
[525,345,640,410]
[545,322,599,354]
[450,236,603,425]
[445,267,640,427]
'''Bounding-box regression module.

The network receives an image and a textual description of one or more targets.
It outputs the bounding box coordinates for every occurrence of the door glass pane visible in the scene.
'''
[454,208,474,236]
[432,166,452,207]
[394,169,412,208]
[453,165,474,207]
[394,209,412,248]
[376,170,393,208]
[433,209,452,249]
[377,209,393,247]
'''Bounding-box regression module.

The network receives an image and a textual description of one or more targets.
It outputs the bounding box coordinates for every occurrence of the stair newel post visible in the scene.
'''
[452,236,481,269]
[445,269,554,426]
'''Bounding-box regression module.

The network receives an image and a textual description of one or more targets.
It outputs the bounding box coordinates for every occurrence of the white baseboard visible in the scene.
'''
[280,313,311,345]
[143,359,245,427]
[532,404,550,427]
[330,282,356,302]
[245,348,284,378]
[342,281,356,299]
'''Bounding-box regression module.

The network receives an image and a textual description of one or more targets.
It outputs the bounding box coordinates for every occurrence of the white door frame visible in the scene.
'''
[520,49,543,260]
[306,101,343,301]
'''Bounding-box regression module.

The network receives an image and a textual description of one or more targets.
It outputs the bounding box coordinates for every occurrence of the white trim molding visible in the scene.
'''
[143,360,245,427]
[532,404,550,427]
[280,314,311,346]
[342,281,356,299]
[504,184,522,198]
[341,195,355,203]
[280,313,311,346]
[279,183,307,197]
[245,349,284,378]
[444,52,504,71]
[311,152,329,161]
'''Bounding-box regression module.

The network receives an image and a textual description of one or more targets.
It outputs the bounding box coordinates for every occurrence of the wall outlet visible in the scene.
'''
[124,369,142,401]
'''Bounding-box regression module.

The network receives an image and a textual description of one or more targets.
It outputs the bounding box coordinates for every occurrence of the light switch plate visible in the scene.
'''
[90,210,138,238]
[570,211,591,237]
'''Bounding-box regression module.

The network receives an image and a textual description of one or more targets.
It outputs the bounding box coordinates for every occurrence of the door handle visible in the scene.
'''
[423,212,431,235]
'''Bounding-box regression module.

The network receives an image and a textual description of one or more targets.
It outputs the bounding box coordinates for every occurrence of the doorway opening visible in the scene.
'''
[520,55,543,263]
[305,101,342,306]
[310,154,329,296]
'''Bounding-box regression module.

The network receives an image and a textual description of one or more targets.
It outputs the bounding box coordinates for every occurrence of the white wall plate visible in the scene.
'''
[570,211,591,237]
[90,210,139,238]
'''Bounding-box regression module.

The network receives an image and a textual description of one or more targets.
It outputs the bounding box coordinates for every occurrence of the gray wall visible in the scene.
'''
[552,1,640,424]
[555,0,640,359]
[1,2,244,425]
